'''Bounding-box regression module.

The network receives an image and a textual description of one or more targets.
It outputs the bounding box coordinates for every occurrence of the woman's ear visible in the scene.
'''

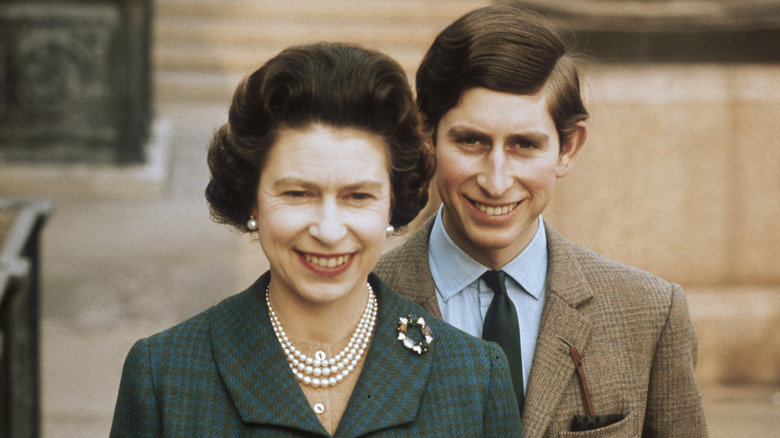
[556,121,587,178]
[424,135,435,154]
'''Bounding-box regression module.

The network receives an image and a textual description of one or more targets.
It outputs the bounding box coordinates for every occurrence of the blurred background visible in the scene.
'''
[0,0,778,436]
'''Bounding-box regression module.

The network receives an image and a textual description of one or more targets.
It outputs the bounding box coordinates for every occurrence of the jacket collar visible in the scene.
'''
[210,272,434,437]
[210,273,327,435]
[336,275,434,436]
[396,215,442,317]
[521,222,594,437]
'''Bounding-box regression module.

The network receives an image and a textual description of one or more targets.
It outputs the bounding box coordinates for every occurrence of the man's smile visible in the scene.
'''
[470,199,520,216]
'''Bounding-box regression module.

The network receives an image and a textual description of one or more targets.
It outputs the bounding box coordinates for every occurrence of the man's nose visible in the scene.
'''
[476,147,513,197]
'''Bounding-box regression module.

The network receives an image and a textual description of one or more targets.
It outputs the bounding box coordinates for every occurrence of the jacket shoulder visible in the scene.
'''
[135,280,261,367]
[548,224,677,297]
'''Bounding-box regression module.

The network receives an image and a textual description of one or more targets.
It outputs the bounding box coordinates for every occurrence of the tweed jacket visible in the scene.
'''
[375,215,707,437]
[110,272,522,437]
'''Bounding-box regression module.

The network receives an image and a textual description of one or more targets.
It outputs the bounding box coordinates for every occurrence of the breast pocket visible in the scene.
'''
[558,411,636,437]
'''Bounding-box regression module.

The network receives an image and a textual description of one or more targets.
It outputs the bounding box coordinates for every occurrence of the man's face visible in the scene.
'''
[432,87,585,268]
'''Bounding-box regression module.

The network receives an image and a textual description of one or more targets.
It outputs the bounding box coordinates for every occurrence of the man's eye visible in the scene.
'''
[513,141,536,150]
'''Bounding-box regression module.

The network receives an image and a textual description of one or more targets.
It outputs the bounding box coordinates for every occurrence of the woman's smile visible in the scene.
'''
[254,123,392,308]
[297,251,355,277]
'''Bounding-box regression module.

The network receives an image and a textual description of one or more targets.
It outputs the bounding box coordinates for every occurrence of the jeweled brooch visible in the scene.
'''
[397,315,433,354]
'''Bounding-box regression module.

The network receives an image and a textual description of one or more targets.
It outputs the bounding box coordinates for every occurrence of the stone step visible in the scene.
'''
[154,40,429,74]
[154,16,448,49]
[155,0,484,21]
[154,70,240,105]
[152,0,490,103]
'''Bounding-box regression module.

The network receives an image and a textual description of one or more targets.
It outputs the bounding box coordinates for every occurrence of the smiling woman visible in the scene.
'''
[108,42,523,437]
[255,124,391,315]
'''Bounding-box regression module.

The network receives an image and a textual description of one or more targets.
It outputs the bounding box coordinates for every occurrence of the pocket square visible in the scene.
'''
[571,414,625,431]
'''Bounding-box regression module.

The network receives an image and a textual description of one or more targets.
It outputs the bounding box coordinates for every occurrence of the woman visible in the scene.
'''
[110,42,522,437]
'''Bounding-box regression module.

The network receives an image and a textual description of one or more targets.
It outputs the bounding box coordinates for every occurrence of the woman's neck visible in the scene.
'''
[267,281,369,344]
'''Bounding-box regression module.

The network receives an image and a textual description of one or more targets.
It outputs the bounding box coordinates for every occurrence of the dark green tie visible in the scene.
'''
[481,270,525,412]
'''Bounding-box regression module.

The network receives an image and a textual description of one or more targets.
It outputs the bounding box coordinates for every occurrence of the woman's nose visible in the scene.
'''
[476,147,513,197]
[308,200,347,244]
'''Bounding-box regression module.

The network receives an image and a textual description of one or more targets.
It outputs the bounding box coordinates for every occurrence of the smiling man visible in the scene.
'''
[375,5,707,437]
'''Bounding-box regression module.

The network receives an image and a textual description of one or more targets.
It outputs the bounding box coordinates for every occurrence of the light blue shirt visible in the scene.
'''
[428,206,547,394]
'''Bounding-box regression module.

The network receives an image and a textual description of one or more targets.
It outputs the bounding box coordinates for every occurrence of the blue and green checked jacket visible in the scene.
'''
[110,272,522,437]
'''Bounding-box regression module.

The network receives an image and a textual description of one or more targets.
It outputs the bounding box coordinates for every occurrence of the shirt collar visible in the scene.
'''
[428,206,548,302]
[501,217,547,301]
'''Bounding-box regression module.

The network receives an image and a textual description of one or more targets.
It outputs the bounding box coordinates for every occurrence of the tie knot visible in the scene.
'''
[481,270,507,295]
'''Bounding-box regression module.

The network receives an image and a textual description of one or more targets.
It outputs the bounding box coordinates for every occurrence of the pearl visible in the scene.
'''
[267,282,377,389]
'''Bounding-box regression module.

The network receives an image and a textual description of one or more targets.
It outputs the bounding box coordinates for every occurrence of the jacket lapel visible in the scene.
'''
[521,223,594,438]
[379,215,441,317]
[210,273,328,435]
[335,275,434,437]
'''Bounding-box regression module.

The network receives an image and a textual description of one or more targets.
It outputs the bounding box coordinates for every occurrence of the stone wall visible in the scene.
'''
[544,63,780,384]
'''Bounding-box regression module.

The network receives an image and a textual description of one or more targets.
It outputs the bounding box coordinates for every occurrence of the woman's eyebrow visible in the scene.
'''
[272,178,385,191]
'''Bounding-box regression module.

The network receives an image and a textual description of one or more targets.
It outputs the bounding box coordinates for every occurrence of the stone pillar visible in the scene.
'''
[0,0,151,164]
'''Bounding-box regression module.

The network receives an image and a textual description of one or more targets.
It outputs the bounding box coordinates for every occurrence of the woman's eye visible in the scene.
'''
[284,191,308,198]
[350,193,372,201]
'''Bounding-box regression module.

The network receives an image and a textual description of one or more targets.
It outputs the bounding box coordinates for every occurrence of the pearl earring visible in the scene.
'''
[247,216,258,231]
[386,225,394,236]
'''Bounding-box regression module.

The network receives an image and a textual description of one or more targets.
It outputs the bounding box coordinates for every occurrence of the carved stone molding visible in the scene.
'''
[503,0,780,62]
[0,1,151,164]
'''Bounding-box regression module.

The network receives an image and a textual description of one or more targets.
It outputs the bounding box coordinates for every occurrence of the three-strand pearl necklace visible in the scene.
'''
[266,283,378,388]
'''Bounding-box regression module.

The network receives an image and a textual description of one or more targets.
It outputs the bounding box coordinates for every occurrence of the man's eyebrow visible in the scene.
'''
[506,131,550,145]
[446,125,550,145]
[445,126,491,141]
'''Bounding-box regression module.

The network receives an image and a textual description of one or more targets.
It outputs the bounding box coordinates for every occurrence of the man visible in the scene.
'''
[375,5,707,437]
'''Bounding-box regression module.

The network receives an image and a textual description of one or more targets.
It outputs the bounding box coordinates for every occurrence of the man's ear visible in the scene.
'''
[556,121,587,178]
[420,116,436,153]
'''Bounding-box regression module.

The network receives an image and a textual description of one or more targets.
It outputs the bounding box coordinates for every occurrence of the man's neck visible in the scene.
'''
[442,214,539,270]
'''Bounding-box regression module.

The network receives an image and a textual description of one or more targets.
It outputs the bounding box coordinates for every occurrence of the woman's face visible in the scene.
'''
[254,123,392,309]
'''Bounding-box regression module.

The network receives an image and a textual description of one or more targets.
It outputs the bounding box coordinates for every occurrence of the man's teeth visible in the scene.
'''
[476,202,516,216]
[304,254,350,268]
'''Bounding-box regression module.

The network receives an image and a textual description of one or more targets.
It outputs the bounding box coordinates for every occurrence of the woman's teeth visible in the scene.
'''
[304,254,350,268]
